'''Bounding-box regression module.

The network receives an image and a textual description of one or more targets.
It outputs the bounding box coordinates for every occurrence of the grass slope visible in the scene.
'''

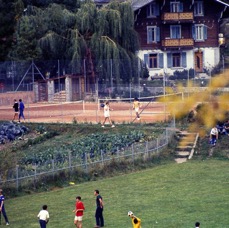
[4,159,229,228]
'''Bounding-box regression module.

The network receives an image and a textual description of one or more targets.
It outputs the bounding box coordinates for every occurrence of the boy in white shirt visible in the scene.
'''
[37,205,49,228]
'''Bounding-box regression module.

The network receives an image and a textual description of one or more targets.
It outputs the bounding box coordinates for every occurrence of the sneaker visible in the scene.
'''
[111,125,115,128]
[101,125,104,128]
[6,223,9,225]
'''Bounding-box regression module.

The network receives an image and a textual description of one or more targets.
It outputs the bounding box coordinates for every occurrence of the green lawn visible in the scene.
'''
[4,159,229,228]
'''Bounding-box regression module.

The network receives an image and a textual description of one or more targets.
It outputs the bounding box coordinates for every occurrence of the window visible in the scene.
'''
[170,25,181,39]
[144,53,164,69]
[194,1,204,16]
[149,54,158,68]
[147,26,160,44]
[170,2,183,12]
[192,24,207,41]
[167,52,187,68]
[147,3,160,17]
[173,53,181,67]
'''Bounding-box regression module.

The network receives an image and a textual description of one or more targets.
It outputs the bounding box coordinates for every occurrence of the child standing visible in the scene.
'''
[37,205,49,228]
[0,189,9,225]
[73,196,85,228]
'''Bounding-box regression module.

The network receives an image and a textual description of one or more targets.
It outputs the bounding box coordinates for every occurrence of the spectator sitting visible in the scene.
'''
[210,126,218,147]
[223,120,229,135]
[216,121,225,135]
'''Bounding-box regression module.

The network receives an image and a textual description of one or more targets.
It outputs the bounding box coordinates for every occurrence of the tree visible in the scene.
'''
[0,0,24,61]
[8,0,141,84]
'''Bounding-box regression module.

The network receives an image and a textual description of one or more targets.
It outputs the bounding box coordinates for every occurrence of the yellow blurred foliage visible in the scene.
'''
[158,69,229,145]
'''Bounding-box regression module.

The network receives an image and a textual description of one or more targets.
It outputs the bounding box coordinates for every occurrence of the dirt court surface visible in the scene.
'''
[0,101,170,124]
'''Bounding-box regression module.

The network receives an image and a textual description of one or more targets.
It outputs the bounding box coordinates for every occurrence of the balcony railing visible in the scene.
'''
[162,12,194,22]
[162,38,194,48]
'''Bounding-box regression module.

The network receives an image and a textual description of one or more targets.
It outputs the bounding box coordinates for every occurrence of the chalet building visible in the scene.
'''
[132,0,229,78]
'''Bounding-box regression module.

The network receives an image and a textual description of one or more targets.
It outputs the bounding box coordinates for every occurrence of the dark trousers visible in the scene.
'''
[19,110,25,120]
[95,207,104,227]
[39,219,47,228]
[1,207,9,224]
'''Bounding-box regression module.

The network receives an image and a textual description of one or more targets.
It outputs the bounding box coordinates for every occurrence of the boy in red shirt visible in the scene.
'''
[73,196,85,228]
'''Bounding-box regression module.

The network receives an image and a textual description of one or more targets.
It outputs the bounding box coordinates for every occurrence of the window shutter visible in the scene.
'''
[179,3,183,12]
[192,25,196,40]
[155,3,160,16]
[159,53,164,68]
[177,26,181,38]
[147,28,153,43]
[144,54,149,67]
[181,52,187,68]
[147,5,150,17]
[204,25,207,40]
[167,53,172,68]
[156,27,160,42]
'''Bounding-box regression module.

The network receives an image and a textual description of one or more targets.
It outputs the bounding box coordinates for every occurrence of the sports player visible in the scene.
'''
[101,101,115,128]
[73,196,85,228]
[128,211,141,228]
[133,98,141,120]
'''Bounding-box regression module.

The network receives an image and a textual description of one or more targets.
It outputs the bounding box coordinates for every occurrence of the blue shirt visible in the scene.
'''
[0,194,5,209]
[19,102,25,111]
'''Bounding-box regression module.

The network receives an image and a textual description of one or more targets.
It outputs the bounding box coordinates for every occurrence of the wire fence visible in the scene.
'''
[0,120,176,190]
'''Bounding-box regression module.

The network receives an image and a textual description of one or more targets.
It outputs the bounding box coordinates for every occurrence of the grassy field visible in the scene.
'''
[3,159,229,228]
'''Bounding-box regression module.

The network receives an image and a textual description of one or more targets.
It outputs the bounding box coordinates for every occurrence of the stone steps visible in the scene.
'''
[175,131,199,164]
[53,90,66,102]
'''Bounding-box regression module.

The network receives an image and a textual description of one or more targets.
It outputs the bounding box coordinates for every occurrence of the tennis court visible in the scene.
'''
[0,99,172,124]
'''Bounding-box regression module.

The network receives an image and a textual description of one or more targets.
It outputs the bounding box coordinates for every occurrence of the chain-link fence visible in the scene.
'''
[0,120,176,190]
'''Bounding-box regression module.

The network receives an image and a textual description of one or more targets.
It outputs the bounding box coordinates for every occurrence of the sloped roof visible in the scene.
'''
[216,0,229,6]
[131,0,229,11]
[132,0,154,11]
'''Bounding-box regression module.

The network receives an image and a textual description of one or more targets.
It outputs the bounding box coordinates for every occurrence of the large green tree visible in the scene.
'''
[9,0,142,84]
[0,0,24,61]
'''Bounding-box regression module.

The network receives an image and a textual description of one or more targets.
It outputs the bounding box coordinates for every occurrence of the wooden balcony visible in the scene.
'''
[162,12,194,23]
[162,38,194,48]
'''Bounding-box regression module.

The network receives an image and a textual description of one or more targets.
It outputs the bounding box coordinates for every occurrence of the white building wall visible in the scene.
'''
[137,49,195,78]
[137,47,220,78]
[202,47,220,69]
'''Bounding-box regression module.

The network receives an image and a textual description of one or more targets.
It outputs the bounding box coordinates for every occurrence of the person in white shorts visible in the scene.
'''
[133,98,141,120]
[73,196,85,228]
[101,101,115,128]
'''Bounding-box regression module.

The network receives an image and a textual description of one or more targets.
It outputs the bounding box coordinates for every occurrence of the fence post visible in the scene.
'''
[145,141,149,158]
[34,164,37,181]
[116,147,119,161]
[16,165,19,191]
[166,128,168,144]
[85,153,88,173]
[96,110,98,123]
[173,115,176,128]
[52,159,55,179]
[101,150,104,166]
[68,151,72,170]
[131,144,134,162]
[83,100,85,113]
